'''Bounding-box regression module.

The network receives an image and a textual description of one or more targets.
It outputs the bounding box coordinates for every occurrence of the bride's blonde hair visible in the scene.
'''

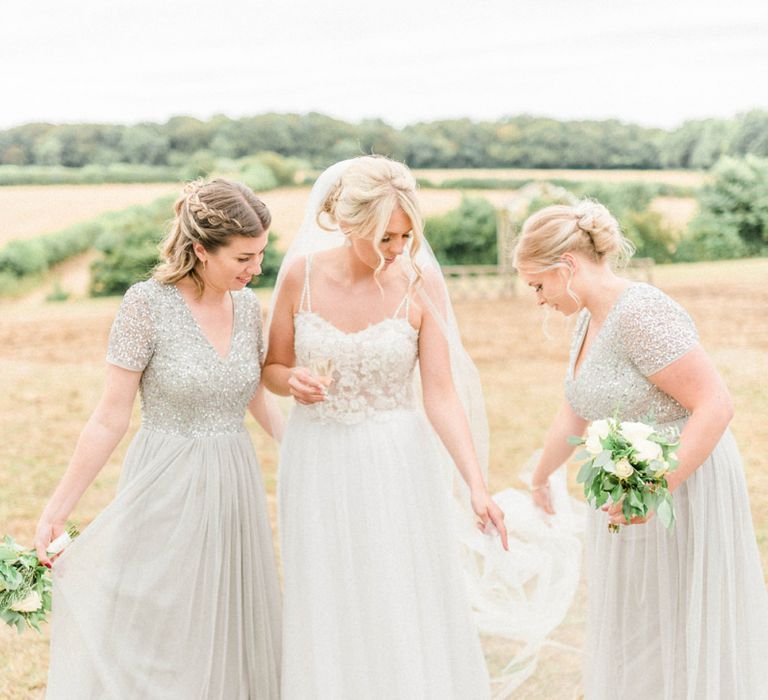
[155,178,271,297]
[317,155,424,286]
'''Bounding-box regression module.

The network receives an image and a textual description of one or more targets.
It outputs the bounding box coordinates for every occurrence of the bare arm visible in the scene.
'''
[529,400,588,514]
[262,260,325,404]
[247,383,285,442]
[606,346,733,525]
[647,346,733,489]
[35,365,141,564]
[418,294,508,549]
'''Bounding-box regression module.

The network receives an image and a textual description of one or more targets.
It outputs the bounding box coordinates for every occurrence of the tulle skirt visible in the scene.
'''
[278,407,490,700]
[584,422,768,699]
[47,427,282,699]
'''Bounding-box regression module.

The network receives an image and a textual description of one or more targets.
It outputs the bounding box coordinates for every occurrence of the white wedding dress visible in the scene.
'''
[278,255,491,699]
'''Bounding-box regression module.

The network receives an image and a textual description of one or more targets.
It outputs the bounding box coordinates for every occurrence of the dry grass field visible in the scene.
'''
[0,184,182,246]
[1,257,766,699]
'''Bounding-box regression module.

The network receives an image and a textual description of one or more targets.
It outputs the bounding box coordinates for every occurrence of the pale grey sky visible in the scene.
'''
[1,0,767,129]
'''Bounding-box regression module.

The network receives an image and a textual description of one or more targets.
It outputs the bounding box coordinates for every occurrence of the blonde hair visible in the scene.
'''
[513,199,635,274]
[317,156,424,286]
[154,178,270,297]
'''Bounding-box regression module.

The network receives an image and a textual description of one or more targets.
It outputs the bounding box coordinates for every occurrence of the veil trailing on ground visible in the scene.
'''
[265,158,584,698]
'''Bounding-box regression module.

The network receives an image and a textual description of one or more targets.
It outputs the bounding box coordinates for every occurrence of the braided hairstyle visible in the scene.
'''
[154,178,271,296]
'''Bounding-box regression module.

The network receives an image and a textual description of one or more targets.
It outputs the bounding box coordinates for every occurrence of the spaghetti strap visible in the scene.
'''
[392,289,411,322]
[298,255,313,313]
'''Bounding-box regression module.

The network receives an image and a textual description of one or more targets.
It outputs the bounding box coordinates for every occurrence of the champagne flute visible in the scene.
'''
[308,354,335,389]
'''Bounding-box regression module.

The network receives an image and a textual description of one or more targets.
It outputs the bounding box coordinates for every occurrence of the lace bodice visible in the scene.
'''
[565,283,699,424]
[106,279,264,437]
[293,256,419,425]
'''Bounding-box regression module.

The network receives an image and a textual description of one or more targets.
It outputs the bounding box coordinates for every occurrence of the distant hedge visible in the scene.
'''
[0,151,304,187]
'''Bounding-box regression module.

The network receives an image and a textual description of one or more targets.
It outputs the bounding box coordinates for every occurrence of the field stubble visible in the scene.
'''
[1,256,765,698]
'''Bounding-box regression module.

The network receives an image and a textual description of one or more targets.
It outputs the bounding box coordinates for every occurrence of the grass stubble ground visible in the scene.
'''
[0,257,765,698]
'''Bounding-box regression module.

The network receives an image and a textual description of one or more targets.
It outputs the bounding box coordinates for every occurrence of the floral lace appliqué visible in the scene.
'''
[294,312,418,425]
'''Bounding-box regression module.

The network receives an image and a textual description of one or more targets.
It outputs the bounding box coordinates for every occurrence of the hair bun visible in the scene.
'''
[575,201,612,235]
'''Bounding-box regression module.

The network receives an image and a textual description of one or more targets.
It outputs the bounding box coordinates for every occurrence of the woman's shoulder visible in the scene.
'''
[120,277,166,306]
[614,282,690,324]
[233,286,262,313]
[613,282,699,353]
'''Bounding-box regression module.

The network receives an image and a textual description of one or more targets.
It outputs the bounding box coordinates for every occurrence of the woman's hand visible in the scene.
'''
[603,500,655,527]
[530,478,555,515]
[34,513,66,567]
[471,489,509,550]
[287,367,328,405]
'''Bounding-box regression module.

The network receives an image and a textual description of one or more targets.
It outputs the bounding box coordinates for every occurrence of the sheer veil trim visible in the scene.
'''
[265,158,583,698]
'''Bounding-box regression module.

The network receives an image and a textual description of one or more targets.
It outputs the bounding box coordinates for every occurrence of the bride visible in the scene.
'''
[262,155,507,698]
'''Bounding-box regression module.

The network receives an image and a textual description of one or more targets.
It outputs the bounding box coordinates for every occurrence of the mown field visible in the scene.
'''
[1,256,766,699]
[0,183,182,246]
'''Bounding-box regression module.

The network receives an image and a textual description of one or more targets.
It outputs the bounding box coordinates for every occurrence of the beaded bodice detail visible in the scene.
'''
[106,279,264,437]
[293,256,418,425]
[565,283,699,424]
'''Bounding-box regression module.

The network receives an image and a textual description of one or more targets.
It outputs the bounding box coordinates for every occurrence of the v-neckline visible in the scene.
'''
[172,284,237,361]
[571,284,635,381]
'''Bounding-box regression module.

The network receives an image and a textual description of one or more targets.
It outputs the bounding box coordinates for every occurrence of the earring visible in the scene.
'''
[342,234,352,248]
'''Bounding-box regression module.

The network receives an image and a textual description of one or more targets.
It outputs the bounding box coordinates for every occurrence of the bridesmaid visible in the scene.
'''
[35,179,282,698]
[513,200,768,699]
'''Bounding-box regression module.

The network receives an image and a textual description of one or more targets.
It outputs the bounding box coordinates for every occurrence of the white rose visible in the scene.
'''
[10,590,42,613]
[585,419,612,455]
[653,461,670,478]
[619,421,655,447]
[615,458,634,479]
[588,419,612,441]
[634,439,662,463]
[585,435,603,455]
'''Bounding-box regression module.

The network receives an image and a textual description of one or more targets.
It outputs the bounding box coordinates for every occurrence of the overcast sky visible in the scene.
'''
[2,0,767,130]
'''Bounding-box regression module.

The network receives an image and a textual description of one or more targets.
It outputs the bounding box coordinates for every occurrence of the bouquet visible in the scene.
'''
[0,523,79,632]
[570,419,679,533]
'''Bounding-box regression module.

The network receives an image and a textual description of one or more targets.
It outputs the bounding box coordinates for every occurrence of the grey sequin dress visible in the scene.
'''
[566,283,768,700]
[46,279,281,699]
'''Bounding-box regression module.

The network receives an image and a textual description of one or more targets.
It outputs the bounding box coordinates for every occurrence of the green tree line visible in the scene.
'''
[3,111,768,171]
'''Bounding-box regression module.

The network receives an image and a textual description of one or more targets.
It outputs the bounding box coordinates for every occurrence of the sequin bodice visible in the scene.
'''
[294,312,418,425]
[565,283,699,424]
[106,279,264,437]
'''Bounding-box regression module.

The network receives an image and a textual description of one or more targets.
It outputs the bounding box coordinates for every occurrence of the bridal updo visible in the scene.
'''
[513,200,635,273]
[317,155,424,281]
[154,178,271,296]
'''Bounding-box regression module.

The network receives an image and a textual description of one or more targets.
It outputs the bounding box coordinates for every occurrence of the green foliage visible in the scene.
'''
[0,220,103,279]
[2,110,767,173]
[677,155,768,260]
[572,420,680,532]
[0,164,181,185]
[253,242,283,288]
[45,281,70,302]
[426,197,498,265]
[238,160,279,192]
[90,200,172,296]
[622,210,676,263]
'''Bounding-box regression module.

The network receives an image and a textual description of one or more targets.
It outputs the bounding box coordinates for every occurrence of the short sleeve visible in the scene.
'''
[618,285,699,376]
[244,288,266,365]
[106,283,156,371]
